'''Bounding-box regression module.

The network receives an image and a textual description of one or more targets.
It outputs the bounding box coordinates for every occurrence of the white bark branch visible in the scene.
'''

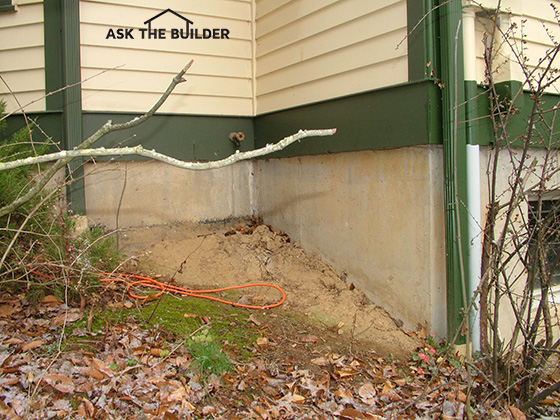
[0,129,337,172]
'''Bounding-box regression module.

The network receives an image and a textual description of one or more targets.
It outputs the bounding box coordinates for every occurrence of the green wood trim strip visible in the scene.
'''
[0,5,16,13]
[463,82,560,147]
[407,0,440,82]
[254,81,442,157]
[82,113,254,161]
[44,1,64,111]
[61,1,85,214]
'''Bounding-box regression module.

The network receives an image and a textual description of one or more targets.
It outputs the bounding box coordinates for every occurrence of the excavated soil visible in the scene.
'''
[118,218,420,360]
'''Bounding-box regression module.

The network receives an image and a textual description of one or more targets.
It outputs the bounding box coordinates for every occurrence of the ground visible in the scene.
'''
[0,219,557,419]
[120,218,419,361]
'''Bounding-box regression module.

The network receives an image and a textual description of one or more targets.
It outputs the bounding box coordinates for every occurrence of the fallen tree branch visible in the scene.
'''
[0,129,337,172]
[0,61,193,219]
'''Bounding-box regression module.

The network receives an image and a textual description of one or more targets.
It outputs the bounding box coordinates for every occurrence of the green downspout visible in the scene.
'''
[44,0,85,214]
[438,0,470,343]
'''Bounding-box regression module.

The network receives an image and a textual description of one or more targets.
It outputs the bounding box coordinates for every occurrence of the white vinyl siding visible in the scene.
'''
[255,0,408,114]
[79,1,253,115]
[0,1,45,113]
[475,0,560,92]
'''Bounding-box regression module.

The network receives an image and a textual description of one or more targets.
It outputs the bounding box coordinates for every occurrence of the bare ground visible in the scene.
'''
[119,218,420,361]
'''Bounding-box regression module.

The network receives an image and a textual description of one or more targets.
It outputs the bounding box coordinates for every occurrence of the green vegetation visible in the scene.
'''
[137,294,258,360]
[188,328,232,376]
[0,101,124,301]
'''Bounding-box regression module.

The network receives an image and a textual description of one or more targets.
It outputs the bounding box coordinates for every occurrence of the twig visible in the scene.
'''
[0,129,337,172]
[0,60,194,219]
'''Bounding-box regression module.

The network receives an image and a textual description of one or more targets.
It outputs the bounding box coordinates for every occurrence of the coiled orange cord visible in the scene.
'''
[99,272,286,310]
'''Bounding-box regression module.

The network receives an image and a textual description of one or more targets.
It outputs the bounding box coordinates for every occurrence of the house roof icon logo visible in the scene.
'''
[144,8,194,32]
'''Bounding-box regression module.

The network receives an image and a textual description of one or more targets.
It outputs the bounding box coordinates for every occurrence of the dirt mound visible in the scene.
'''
[120,219,419,360]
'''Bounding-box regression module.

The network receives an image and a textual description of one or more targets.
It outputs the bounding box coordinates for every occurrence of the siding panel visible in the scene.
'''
[474,1,560,92]
[79,1,253,115]
[255,0,408,114]
[0,3,45,113]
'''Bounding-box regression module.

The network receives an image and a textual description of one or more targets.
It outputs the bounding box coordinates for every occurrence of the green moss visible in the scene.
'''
[136,294,258,360]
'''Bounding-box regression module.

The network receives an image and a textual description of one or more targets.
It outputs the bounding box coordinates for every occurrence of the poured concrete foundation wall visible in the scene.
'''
[83,146,448,336]
[253,146,447,337]
[84,160,253,229]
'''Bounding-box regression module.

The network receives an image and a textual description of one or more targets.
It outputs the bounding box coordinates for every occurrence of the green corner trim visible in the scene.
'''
[61,1,85,214]
[407,0,440,82]
[0,5,16,13]
[44,1,63,111]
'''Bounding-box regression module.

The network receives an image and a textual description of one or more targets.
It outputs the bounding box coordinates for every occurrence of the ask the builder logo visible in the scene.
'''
[106,8,230,40]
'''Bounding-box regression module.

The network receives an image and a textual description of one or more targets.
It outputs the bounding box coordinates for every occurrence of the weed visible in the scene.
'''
[187,329,232,376]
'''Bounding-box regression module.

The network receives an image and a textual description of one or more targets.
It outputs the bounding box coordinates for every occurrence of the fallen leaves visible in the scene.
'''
[0,290,547,419]
[41,374,75,393]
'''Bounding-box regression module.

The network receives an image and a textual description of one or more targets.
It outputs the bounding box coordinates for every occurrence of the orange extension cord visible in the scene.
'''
[99,272,286,310]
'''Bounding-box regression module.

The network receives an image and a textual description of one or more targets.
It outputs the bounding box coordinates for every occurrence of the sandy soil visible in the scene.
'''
[118,218,420,360]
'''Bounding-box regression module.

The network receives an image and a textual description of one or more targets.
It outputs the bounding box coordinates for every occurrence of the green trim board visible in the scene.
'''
[254,80,443,158]
[407,0,440,82]
[82,113,254,161]
[60,0,85,214]
[462,81,560,147]
[43,1,64,111]
[1,112,64,148]
[2,111,253,161]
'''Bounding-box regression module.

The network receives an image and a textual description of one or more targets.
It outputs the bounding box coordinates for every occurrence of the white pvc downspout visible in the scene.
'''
[463,2,482,353]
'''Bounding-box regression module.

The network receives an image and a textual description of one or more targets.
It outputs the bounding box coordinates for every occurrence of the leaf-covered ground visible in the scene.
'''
[0,222,558,419]
[2,288,558,419]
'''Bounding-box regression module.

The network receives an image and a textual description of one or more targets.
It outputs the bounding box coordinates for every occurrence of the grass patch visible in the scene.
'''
[137,294,259,360]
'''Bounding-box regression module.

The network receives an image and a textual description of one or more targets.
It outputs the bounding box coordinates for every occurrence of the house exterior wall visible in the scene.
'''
[79,0,253,115]
[0,1,45,113]
[255,0,408,114]
[253,146,447,337]
[478,146,560,344]
[474,0,560,91]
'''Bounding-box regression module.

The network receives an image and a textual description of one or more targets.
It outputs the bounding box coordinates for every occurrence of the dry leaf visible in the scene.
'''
[22,340,45,352]
[300,334,321,343]
[168,386,187,401]
[85,368,105,380]
[337,366,361,378]
[358,382,377,404]
[292,393,306,404]
[41,295,62,305]
[52,311,81,326]
[508,405,527,420]
[310,356,329,366]
[334,387,354,399]
[256,337,269,346]
[252,405,269,419]
[150,348,163,357]
[42,374,75,393]
[0,305,17,318]
[381,381,394,393]
[163,412,180,420]
[3,338,23,346]
[339,407,383,419]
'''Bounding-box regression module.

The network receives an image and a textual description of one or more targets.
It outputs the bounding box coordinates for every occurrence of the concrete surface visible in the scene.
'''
[83,160,253,229]
[82,147,449,337]
[253,146,447,337]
